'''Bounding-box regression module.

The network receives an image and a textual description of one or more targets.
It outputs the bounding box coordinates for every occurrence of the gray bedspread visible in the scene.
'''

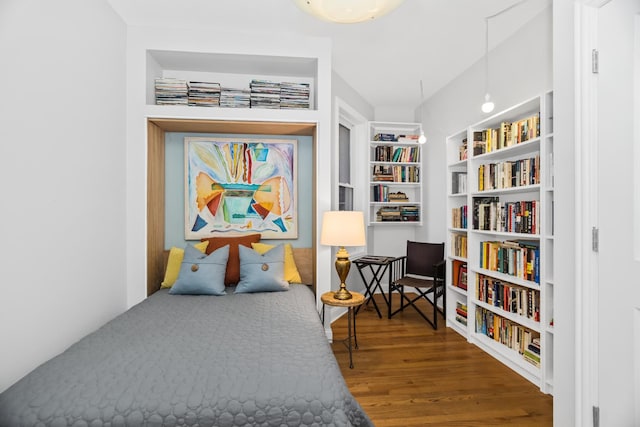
[0,286,373,427]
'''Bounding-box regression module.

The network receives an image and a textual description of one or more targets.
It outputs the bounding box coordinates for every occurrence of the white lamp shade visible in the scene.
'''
[292,0,404,23]
[320,211,366,247]
[481,93,495,113]
[418,131,427,144]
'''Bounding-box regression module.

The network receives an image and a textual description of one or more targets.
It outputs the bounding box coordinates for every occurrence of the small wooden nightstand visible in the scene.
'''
[321,291,365,369]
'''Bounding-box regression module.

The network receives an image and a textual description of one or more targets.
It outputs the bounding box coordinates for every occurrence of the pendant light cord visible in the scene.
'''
[484,17,489,97]
[418,79,426,143]
[483,0,528,108]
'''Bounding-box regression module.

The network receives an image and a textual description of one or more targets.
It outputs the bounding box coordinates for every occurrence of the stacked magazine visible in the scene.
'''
[187,81,221,107]
[280,82,310,109]
[220,87,251,108]
[250,80,281,109]
[155,78,188,105]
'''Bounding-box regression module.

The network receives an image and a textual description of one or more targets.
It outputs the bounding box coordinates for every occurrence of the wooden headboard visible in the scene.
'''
[154,247,315,294]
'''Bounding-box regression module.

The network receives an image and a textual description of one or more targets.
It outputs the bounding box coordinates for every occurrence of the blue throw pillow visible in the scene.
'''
[169,244,229,296]
[235,244,289,293]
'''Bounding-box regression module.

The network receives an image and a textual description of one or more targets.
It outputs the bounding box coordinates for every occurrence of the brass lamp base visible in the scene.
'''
[333,285,353,300]
[333,246,353,300]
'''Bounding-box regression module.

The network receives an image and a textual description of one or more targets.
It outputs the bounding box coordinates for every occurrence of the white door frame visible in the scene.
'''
[574,0,611,425]
[573,0,631,425]
[633,13,640,426]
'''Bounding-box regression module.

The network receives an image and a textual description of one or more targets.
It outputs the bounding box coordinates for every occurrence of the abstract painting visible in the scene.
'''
[184,137,297,239]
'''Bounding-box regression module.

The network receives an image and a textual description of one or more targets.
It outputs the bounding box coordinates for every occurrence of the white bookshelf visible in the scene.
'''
[367,121,423,226]
[445,91,554,394]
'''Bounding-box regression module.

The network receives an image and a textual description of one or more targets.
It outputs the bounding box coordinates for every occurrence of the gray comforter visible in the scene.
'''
[0,286,373,426]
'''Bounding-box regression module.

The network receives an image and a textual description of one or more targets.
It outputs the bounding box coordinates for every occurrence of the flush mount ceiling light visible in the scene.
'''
[292,0,405,24]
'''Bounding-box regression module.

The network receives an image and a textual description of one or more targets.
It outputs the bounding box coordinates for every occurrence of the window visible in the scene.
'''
[338,124,353,211]
[335,97,367,258]
[334,97,366,217]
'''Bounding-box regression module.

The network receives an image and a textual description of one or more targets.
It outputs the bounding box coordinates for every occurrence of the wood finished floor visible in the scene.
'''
[328,294,553,426]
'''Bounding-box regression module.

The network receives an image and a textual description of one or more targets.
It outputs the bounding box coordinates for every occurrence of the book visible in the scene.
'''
[355,255,396,264]
[458,264,468,290]
[451,171,467,194]
[475,112,541,154]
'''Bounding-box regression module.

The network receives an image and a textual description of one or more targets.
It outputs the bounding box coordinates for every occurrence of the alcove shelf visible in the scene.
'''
[145,118,318,297]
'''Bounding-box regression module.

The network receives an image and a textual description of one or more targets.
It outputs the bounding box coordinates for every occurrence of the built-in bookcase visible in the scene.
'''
[127,28,333,304]
[367,122,423,226]
[445,91,554,394]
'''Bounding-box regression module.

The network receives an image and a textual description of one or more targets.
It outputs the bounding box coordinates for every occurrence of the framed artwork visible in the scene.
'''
[184,137,297,239]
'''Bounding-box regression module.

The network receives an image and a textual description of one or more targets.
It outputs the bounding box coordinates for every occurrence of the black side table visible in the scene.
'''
[321,291,365,369]
[352,255,397,318]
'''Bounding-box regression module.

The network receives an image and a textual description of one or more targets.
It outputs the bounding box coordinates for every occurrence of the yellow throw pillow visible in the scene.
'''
[160,241,209,288]
[251,243,302,284]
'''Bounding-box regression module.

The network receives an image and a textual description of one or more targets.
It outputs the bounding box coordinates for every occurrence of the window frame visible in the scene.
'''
[333,97,367,257]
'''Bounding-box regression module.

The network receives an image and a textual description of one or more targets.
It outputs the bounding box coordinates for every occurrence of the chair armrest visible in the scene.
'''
[433,259,446,280]
[389,256,407,283]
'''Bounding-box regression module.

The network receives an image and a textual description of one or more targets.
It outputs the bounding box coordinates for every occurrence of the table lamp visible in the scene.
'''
[320,211,366,300]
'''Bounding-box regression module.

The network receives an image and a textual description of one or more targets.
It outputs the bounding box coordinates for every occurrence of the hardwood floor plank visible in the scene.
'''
[328,294,553,426]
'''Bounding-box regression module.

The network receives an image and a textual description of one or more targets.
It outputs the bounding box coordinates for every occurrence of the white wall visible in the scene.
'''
[419,7,553,243]
[332,71,375,121]
[374,106,415,122]
[0,0,127,392]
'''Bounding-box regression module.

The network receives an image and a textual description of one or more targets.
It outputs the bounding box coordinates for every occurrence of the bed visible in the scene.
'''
[0,239,373,427]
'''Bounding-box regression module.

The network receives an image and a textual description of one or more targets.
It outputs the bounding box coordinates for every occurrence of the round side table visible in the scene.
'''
[321,291,365,368]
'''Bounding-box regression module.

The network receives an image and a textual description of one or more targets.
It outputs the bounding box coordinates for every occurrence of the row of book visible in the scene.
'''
[371,186,410,203]
[451,171,467,194]
[451,204,468,229]
[154,78,310,109]
[473,112,540,155]
[473,197,539,234]
[375,206,420,222]
[450,233,467,258]
[372,145,420,163]
[399,205,419,221]
[476,273,540,322]
[475,307,541,367]
[455,301,468,326]
[523,338,541,367]
[477,155,540,191]
[372,165,419,183]
[373,133,421,143]
[479,240,540,283]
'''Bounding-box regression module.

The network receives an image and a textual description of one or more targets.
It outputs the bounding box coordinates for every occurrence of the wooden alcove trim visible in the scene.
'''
[146,117,318,296]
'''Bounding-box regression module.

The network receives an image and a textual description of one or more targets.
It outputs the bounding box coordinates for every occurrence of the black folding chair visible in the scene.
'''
[388,241,446,329]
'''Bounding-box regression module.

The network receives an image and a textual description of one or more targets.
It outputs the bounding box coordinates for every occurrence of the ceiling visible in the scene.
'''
[108,0,552,110]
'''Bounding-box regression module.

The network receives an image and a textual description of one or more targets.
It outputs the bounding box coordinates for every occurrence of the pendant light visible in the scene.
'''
[292,0,405,24]
[481,17,495,114]
[418,80,427,144]
[480,0,528,113]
